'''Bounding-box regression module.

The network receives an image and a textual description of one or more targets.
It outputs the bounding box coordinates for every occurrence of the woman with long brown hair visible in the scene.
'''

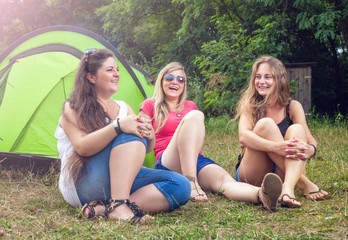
[55,49,190,223]
[235,56,331,208]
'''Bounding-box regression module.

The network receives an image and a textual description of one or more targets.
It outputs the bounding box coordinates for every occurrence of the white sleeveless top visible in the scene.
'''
[55,100,128,207]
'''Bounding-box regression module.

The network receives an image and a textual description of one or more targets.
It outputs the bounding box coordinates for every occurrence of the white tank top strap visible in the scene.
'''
[114,100,128,118]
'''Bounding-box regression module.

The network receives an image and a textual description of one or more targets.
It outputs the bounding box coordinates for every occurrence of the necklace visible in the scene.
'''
[176,113,182,118]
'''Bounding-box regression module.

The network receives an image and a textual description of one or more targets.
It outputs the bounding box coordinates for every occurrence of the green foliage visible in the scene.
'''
[294,0,342,45]
[194,8,291,116]
[0,0,347,115]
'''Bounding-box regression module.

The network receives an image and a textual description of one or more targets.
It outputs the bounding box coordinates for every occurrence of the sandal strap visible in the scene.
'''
[308,188,322,195]
[127,201,145,217]
[184,175,196,182]
[106,199,145,218]
[106,199,129,217]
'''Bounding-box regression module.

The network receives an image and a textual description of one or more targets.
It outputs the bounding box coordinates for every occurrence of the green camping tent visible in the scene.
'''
[0,25,155,171]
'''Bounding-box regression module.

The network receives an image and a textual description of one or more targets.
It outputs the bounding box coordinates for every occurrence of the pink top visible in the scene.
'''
[140,98,198,161]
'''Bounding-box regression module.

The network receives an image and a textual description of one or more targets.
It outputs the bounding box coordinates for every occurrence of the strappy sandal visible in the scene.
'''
[279,194,301,208]
[79,200,106,219]
[106,199,146,223]
[305,188,331,201]
[257,173,283,212]
[184,175,208,202]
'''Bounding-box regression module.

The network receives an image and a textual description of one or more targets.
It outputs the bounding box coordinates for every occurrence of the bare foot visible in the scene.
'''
[107,199,154,223]
[185,175,208,202]
[279,193,301,208]
[83,203,106,218]
[80,200,106,219]
[305,188,331,201]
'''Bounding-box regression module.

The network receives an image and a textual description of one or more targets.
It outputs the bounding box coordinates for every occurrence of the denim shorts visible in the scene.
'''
[76,133,190,211]
[154,153,219,176]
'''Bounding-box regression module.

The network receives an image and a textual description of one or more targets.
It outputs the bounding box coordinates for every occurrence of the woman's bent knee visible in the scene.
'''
[254,117,281,137]
[183,110,205,123]
[285,124,307,140]
[155,172,191,211]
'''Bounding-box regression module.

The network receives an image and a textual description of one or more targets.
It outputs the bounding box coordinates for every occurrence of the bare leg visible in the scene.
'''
[199,164,282,212]
[198,164,259,203]
[130,185,170,212]
[161,110,208,201]
[107,141,152,222]
[239,118,305,206]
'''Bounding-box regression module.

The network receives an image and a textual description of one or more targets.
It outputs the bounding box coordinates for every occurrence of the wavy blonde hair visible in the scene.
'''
[235,56,290,127]
[153,62,187,132]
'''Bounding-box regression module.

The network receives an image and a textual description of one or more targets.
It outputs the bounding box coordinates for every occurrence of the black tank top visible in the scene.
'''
[235,101,293,171]
[277,101,293,137]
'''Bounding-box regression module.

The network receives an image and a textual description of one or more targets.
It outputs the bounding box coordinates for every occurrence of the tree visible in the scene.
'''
[191,0,348,115]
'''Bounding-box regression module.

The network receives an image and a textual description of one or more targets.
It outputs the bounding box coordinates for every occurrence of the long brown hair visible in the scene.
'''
[235,56,290,127]
[63,49,115,183]
[153,62,187,132]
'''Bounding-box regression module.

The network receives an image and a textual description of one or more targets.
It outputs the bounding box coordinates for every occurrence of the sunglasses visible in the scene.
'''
[164,74,186,83]
[85,48,97,72]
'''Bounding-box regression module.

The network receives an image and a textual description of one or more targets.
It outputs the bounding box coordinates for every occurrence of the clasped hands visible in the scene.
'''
[118,115,154,140]
[284,137,312,161]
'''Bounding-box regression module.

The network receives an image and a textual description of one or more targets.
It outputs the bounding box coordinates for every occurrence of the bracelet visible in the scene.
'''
[112,118,122,134]
[309,144,316,159]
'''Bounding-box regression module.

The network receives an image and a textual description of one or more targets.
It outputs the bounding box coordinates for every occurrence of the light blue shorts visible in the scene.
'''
[76,133,190,211]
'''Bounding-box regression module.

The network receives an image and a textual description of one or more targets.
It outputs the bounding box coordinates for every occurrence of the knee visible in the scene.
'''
[183,110,205,124]
[167,174,191,210]
[254,118,279,136]
[285,124,307,140]
[111,133,147,150]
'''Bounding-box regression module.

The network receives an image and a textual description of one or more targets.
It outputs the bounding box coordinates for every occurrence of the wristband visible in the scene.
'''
[309,144,316,159]
[113,118,122,134]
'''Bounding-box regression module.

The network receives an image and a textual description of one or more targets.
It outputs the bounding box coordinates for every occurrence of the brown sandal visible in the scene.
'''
[257,173,283,212]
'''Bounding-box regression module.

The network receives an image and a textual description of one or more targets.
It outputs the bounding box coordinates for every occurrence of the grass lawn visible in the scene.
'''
[1,117,347,239]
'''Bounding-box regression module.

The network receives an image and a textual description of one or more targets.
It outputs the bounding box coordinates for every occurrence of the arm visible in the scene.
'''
[238,114,288,157]
[60,102,144,157]
[59,102,118,157]
[138,110,156,154]
[288,100,317,159]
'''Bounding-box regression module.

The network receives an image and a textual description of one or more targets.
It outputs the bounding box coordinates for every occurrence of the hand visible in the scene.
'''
[118,115,143,138]
[135,116,155,140]
[284,137,309,161]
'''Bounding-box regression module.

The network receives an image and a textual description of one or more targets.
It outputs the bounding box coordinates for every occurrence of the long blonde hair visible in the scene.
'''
[153,62,187,132]
[235,56,290,127]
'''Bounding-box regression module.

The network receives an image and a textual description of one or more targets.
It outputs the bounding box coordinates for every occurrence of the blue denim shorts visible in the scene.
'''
[154,153,219,176]
[76,133,190,211]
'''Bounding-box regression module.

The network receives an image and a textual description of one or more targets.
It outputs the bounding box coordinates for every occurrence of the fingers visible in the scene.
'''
[137,123,153,139]
[117,115,154,139]
[285,148,307,161]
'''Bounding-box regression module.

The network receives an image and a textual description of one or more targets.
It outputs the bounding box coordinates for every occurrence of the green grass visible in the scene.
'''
[1,117,347,239]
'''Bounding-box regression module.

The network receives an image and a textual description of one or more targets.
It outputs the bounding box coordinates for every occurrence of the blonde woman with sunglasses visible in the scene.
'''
[139,62,283,212]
